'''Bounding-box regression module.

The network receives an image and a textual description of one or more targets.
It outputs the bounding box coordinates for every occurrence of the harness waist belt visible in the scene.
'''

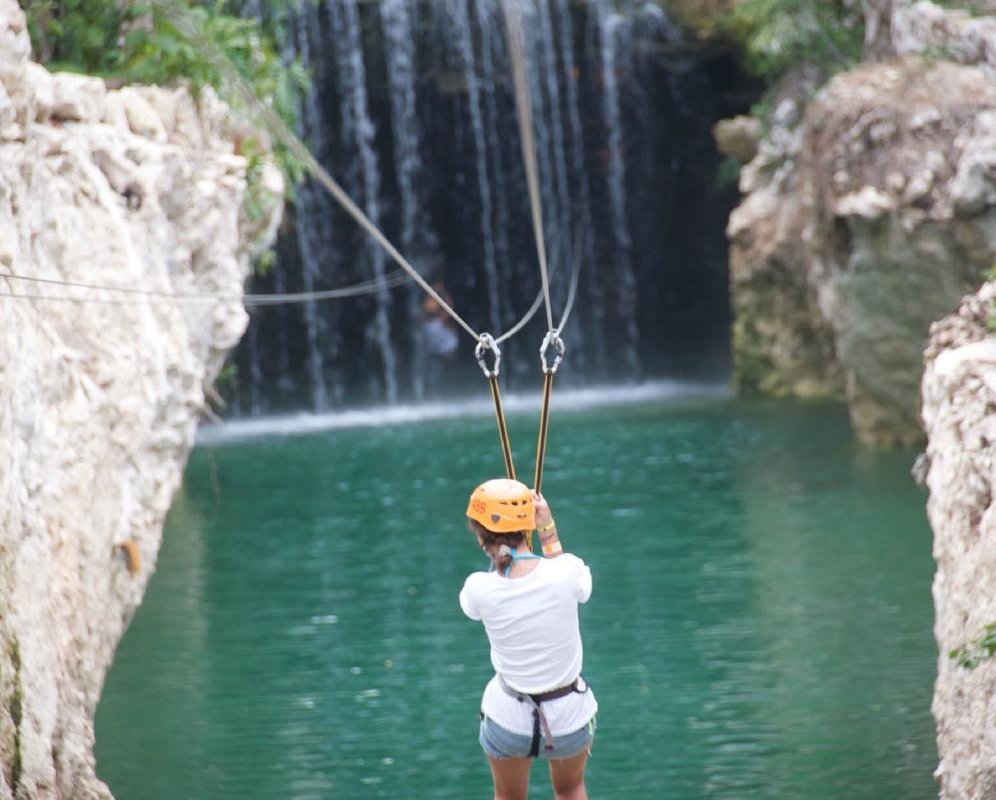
[527,680,581,704]
[497,675,588,757]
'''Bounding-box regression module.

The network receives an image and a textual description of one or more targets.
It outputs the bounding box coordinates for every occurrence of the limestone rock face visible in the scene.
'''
[713,114,761,164]
[0,1,283,798]
[922,283,996,800]
[894,1,996,77]
[727,2,996,446]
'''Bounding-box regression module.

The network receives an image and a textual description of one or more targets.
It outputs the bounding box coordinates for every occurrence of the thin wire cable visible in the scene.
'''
[0,274,412,307]
[495,286,544,345]
[149,0,481,341]
[0,269,411,306]
[556,232,583,333]
[494,248,565,344]
[501,0,554,333]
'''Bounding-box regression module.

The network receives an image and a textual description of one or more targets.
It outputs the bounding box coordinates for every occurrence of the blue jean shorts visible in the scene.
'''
[479,714,596,760]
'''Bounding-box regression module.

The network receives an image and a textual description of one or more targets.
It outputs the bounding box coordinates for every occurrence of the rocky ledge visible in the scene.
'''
[922,282,996,800]
[0,1,282,797]
[722,1,996,446]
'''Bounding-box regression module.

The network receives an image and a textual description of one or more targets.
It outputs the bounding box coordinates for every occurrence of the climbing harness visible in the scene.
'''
[498,674,590,757]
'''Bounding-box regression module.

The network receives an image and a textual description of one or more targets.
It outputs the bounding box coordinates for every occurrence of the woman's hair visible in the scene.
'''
[469,519,527,574]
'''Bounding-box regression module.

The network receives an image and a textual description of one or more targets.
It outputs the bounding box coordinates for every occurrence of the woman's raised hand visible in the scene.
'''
[533,491,563,557]
[533,491,553,529]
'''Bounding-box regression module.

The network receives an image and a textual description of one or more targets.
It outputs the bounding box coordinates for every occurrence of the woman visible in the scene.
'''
[459,478,597,800]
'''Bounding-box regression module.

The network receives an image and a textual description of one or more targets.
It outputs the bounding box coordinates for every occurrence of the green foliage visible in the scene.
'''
[23,1,308,275]
[714,156,742,190]
[950,623,996,669]
[213,363,239,396]
[255,248,278,277]
[721,0,863,80]
[21,1,309,196]
[22,0,123,67]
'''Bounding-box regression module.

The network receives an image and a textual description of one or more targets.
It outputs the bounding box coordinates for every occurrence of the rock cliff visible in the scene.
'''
[0,1,282,797]
[922,283,996,800]
[723,1,996,446]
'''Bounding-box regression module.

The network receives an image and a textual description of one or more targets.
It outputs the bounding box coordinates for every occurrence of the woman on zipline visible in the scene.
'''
[460,479,596,800]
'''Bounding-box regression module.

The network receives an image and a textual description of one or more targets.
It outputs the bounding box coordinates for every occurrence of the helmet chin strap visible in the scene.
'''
[482,542,540,575]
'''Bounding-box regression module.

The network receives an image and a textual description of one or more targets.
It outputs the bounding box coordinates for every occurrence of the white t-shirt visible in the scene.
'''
[459,554,598,736]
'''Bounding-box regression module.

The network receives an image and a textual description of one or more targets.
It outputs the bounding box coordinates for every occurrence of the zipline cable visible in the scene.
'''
[494,246,568,345]
[500,0,555,333]
[0,269,411,306]
[555,232,583,334]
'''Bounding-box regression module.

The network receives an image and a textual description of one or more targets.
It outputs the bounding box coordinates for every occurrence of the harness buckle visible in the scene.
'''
[539,330,565,375]
[475,333,501,379]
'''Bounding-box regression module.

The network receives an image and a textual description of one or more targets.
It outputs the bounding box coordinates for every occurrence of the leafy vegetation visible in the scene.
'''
[21,1,308,194]
[719,0,863,80]
[950,622,996,669]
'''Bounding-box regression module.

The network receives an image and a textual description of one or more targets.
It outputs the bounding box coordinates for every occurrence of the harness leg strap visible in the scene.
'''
[529,709,541,758]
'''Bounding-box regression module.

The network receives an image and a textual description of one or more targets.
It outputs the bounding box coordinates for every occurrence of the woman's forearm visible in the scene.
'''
[537,520,563,558]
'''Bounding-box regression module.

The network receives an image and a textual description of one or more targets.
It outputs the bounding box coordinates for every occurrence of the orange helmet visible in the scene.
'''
[466,479,535,533]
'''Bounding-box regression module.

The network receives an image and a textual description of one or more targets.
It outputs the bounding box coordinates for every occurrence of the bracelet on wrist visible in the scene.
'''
[537,520,557,533]
[542,540,563,557]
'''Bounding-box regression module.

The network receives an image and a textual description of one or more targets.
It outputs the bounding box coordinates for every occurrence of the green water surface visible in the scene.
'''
[95,397,937,799]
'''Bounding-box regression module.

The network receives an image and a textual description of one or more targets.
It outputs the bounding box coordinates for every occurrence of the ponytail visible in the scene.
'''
[468,520,527,575]
[495,543,516,575]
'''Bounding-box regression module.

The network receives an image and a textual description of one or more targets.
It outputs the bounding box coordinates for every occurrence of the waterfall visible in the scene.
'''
[590,0,640,376]
[326,0,398,404]
[232,0,741,413]
[291,3,331,412]
[555,0,597,373]
[380,0,431,399]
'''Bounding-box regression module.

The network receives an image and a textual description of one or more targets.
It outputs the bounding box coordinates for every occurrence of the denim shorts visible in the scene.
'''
[479,714,596,760]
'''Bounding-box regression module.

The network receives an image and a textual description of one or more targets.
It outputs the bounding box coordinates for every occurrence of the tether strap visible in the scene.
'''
[533,332,564,495]
[488,376,516,481]
[533,371,554,495]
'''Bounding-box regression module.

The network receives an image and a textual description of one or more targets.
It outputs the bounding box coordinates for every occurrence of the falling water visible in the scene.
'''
[555,0,597,373]
[291,3,331,412]
[234,0,742,413]
[327,0,398,404]
[590,0,640,376]
[380,0,431,399]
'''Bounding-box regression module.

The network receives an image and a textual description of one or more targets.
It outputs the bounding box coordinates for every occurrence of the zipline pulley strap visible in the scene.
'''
[533,332,565,496]
[476,333,516,480]
[488,375,517,481]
